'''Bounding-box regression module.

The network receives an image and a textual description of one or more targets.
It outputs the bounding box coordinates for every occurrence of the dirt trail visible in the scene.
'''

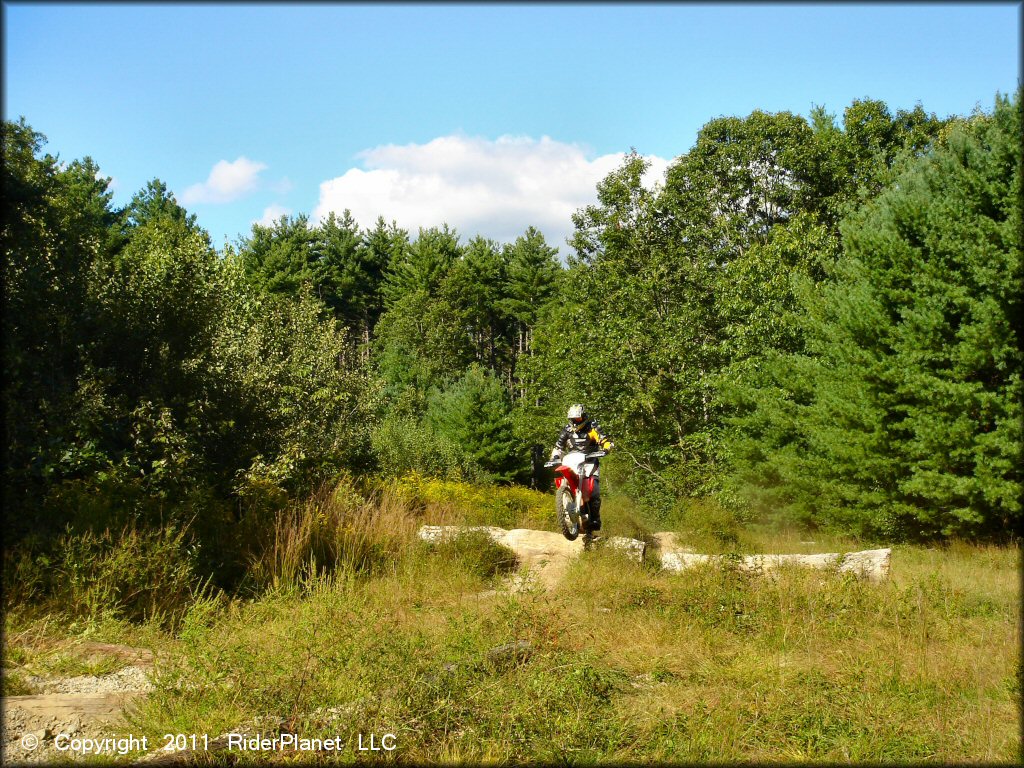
[2,642,154,764]
[495,528,589,589]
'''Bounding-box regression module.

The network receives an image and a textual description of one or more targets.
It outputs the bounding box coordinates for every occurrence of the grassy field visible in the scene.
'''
[4,482,1020,763]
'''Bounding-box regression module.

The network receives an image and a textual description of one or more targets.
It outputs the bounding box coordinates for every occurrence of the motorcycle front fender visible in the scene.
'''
[554,467,579,496]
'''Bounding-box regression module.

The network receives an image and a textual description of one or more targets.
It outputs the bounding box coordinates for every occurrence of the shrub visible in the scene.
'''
[394,475,551,529]
[428,530,519,582]
[371,415,484,482]
[247,479,419,591]
[52,523,208,628]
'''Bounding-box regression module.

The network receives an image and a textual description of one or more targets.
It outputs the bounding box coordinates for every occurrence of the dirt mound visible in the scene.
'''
[419,526,644,590]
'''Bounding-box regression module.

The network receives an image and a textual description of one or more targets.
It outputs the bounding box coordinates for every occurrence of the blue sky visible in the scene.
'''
[4,2,1020,250]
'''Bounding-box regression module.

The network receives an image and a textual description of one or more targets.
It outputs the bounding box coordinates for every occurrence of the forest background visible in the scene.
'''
[3,88,1021,605]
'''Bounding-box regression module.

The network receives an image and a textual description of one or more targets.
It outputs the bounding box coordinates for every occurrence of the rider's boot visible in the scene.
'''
[589,497,602,532]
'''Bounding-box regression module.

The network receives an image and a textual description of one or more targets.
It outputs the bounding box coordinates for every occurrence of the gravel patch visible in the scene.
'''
[27,665,154,695]
[3,661,154,763]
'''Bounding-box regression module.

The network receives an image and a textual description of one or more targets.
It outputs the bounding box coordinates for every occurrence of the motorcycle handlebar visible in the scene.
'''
[544,450,606,468]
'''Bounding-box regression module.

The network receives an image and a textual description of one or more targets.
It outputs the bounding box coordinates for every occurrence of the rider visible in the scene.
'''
[549,404,614,531]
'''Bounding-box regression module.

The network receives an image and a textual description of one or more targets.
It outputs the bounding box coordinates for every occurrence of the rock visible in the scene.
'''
[41,664,153,694]
[418,525,506,543]
[486,640,532,667]
[650,532,695,553]
[654,537,892,582]
[419,525,648,590]
[660,551,715,571]
[605,536,646,562]
[837,548,892,581]
[419,526,891,585]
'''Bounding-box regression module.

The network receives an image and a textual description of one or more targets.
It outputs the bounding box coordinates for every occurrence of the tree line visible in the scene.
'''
[3,91,1019,575]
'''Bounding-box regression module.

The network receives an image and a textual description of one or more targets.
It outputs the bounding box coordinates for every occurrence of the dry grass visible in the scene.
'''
[247,479,422,590]
[553,539,1020,763]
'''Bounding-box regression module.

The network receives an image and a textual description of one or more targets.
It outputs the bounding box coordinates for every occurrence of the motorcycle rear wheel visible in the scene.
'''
[557,485,579,541]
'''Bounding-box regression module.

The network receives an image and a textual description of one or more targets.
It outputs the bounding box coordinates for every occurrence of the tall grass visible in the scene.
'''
[246,480,422,591]
[4,522,209,629]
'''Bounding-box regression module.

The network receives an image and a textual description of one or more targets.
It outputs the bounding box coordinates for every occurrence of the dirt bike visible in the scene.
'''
[544,450,607,541]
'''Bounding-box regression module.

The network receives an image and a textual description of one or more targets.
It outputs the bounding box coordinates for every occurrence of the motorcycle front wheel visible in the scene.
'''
[557,485,579,541]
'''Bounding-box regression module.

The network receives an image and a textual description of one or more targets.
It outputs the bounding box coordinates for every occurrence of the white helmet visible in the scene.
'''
[567,404,587,428]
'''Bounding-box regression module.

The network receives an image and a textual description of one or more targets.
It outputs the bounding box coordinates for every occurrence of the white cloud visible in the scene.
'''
[182,157,267,205]
[254,203,292,227]
[313,134,670,248]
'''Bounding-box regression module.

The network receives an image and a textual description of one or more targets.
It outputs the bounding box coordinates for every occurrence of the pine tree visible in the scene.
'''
[382,224,461,306]
[726,93,1022,539]
[237,213,317,296]
[426,365,522,482]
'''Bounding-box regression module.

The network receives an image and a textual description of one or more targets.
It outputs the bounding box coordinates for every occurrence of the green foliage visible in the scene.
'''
[3,119,118,519]
[371,416,483,482]
[499,226,561,329]
[119,178,206,243]
[236,210,392,341]
[443,235,516,380]
[393,475,551,529]
[237,213,317,296]
[213,261,379,496]
[383,224,461,305]
[2,89,1011,631]
[726,93,1022,539]
[3,119,383,605]
[51,524,206,628]
[427,529,519,582]
[373,288,474,409]
[317,211,390,336]
[426,365,523,482]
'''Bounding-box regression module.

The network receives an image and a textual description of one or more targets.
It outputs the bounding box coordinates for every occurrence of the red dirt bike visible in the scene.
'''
[544,450,607,541]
